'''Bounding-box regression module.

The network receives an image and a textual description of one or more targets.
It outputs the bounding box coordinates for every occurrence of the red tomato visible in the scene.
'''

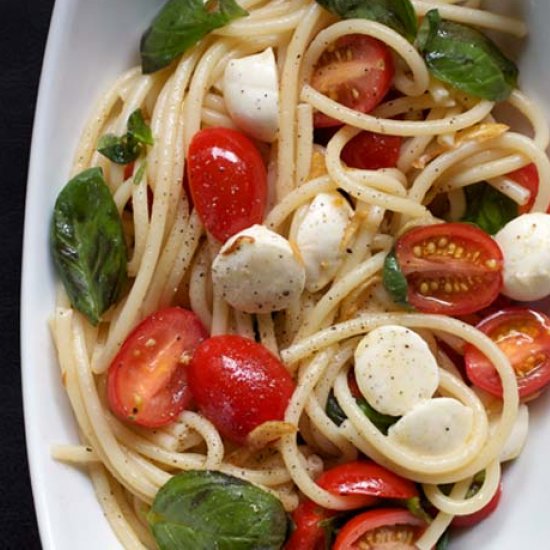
[123,162,135,180]
[333,508,427,549]
[187,127,267,242]
[341,132,402,170]
[107,308,208,428]
[187,335,295,444]
[508,163,540,214]
[452,482,502,527]
[395,223,503,315]
[465,308,550,399]
[311,35,394,128]
[286,462,418,550]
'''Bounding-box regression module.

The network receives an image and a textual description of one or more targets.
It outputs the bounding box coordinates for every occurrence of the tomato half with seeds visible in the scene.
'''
[311,35,394,128]
[465,308,550,399]
[107,308,208,428]
[341,131,402,170]
[395,223,504,315]
[333,508,427,550]
[188,335,295,445]
[187,127,267,242]
[285,462,418,550]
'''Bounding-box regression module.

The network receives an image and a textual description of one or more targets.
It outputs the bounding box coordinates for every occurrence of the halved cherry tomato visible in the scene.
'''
[286,462,418,550]
[395,223,503,315]
[465,308,550,399]
[187,127,267,242]
[341,131,402,170]
[508,163,540,214]
[107,308,208,428]
[311,35,394,128]
[452,482,502,528]
[187,335,295,444]
[333,508,427,549]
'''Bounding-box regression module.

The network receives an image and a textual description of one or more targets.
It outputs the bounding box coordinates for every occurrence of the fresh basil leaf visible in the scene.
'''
[407,496,433,524]
[383,249,410,307]
[133,160,148,185]
[141,0,248,74]
[326,391,398,434]
[128,109,154,146]
[417,10,518,101]
[97,133,141,165]
[147,470,287,550]
[461,182,518,235]
[315,0,417,41]
[50,168,127,326]
[436,529,450,550]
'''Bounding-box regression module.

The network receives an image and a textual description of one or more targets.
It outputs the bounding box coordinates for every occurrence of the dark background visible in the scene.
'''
[1,0,55,547]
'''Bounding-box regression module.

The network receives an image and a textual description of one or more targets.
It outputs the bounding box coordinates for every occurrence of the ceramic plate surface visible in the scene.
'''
[22,0,550,548]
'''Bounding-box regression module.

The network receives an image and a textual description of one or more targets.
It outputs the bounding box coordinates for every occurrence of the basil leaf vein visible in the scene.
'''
[141,0,248,74]
[417,9,518,101]
[147,470,287,550]
[50,168,127,326]
[315,0,417,41]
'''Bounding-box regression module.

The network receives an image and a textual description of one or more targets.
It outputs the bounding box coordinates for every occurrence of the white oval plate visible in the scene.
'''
[22,0,550,548]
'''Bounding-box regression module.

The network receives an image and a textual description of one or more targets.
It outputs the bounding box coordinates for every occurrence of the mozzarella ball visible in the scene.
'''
[354,326,440,416]
[295,192,353,292]
[495,213,550,301]
[224,48,279,143]
[212,224,305,313]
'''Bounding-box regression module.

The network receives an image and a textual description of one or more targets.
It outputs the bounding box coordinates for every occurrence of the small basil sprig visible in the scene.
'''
[315,0,417,41]
[417,10,518,101]
[147,470,288,550]
[461,182,518,235]
[141,0,248,74]
[50,168,127,326]
[97,109,153,165]
[382,249,410,308]
[326,391,398,434]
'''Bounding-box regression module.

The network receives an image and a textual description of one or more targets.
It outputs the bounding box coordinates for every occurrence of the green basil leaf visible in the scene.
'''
[417,10,518,101]
[133,160,148,185]
[128,109,154,146]
[326,391,398,434]
[436,529,450,550]
[406,496,433,524]
[50,168,127,326]
[382,249,410,307]
[97,133,141,165]
[315,0,417,41]
[147,470,288,550]
[141,0,248,74]
[461,182,518,235]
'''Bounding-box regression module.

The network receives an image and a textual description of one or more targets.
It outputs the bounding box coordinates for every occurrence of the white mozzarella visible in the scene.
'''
[354,326,440,416]
[295,192,353,292]
[388,398,473,456]
[495,213,550,301]
[212,224,305,313]
[223,48,279,143]
[499,403,529,462]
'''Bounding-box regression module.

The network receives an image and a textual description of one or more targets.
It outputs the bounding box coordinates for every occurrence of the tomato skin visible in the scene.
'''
[452,482,502,527]
[341,132,402,170]
[396,223,504,315]
[333,508,426,550]
[465,308,550,399]
[188,335,295,444]
[508,163,540,214]
[311,35,394,128]
[187,127,267,242]
[285,462,418,550]
[107,308,208,428]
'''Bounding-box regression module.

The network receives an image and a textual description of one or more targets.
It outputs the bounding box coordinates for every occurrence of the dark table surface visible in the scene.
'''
[1,1,55,547]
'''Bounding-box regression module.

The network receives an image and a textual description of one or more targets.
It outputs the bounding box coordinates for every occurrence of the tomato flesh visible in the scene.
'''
[333,508,426,550]
[465,308,550,399]
[187,127,267,242]
[396,223,504,315]
[341,131,402,170]
[188,335,295,444]
[107,308,208,428]
[508,163,540,214]
[452,482,502,527]
[311,35,394,128]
